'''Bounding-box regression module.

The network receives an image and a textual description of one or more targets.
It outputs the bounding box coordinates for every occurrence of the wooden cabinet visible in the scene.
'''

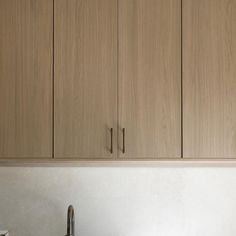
[183,0,236,158]
[54,0,181,159]
[119,0,181,158]
[0,0,53,158]
[54,0,118,158]
[0,0,181,160]
[3,0,236,161]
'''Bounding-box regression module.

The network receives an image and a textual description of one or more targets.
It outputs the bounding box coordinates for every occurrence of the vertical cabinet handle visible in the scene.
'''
[122,128,125,154]
[110,128,113,154]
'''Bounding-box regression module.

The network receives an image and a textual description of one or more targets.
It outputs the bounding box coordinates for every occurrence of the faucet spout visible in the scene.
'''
[66,205,75,236]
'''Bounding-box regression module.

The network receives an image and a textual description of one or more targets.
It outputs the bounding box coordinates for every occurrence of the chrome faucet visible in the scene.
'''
[66,205,75,236]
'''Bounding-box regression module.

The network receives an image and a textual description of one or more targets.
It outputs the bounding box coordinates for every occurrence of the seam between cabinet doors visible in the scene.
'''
[52,0,55,158]
[181,0,183,158]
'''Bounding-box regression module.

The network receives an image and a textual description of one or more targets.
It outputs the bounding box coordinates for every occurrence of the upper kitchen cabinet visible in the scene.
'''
[119,0,181,158]
[54,0,117,158]
[183,0,236,158]
[0,0,53,158]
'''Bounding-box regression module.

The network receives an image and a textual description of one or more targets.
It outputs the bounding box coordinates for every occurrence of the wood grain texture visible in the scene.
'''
[183,0,236,158]
[0,0,53,158]
[55,0,117,158]
[119,0,181,158]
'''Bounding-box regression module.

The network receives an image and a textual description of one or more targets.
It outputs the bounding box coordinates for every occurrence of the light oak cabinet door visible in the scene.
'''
[55,0,117,158]
[119,0,181,158]
[0,0,53,158]
[183,0,236,158]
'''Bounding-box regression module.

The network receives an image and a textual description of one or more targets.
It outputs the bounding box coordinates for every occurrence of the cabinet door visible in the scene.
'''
[55,0,117,158]
[183,0,236,158]
[119,0,181,158]
[0,0,53,158]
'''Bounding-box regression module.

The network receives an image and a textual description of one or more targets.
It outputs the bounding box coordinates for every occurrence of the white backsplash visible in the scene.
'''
[0,167,236,236]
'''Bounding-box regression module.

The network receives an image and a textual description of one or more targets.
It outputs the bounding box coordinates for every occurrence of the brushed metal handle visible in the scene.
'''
[122,128,125,154]
[110,128,113,154]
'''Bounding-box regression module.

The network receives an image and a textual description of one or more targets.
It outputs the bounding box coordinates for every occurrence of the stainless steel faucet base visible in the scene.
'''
[0,231,9,236]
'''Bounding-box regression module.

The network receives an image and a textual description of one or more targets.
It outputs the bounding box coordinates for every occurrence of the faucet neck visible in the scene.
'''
[67,205,75,236]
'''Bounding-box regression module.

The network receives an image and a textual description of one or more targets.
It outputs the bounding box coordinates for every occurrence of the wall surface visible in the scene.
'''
[0,167,236,236]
